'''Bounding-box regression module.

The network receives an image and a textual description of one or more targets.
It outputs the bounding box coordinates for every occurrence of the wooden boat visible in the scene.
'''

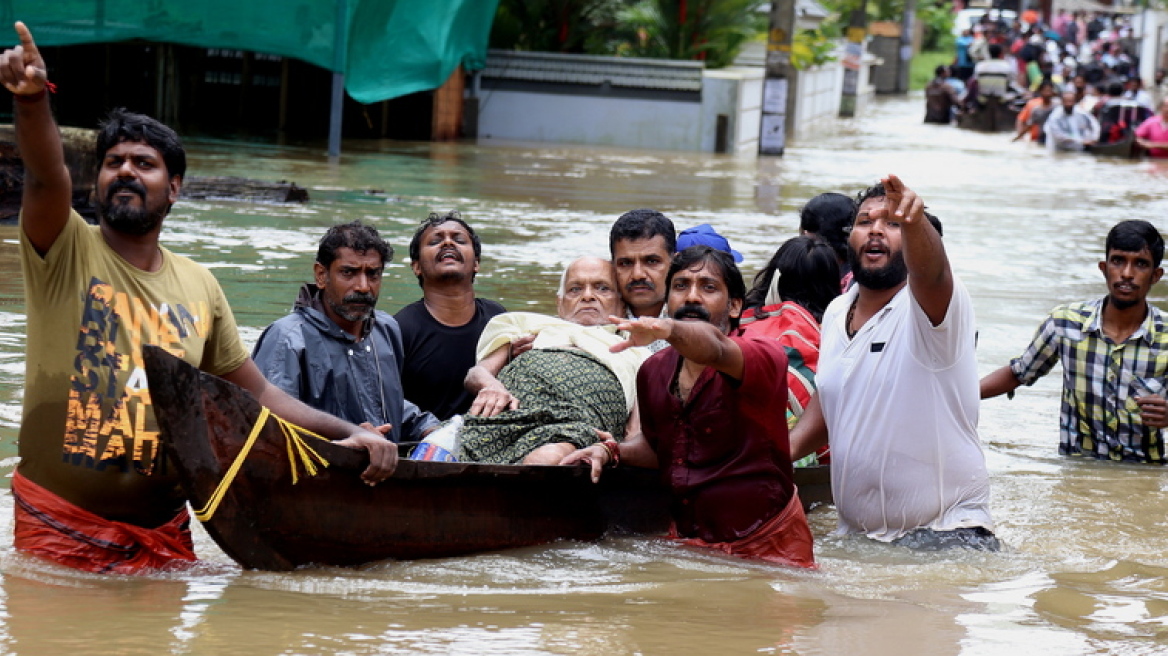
[1091,104,1152,159]
[1089,132,1138,159]
[956,97,1020,133]
[143,345,833,571]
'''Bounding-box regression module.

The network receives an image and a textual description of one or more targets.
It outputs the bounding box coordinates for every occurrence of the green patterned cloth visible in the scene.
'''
[459,348,627,464]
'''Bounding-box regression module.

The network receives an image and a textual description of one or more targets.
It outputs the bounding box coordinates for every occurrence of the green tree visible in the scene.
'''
[613,0,767,68]
[815,0,955,52]
[491,0,625,52]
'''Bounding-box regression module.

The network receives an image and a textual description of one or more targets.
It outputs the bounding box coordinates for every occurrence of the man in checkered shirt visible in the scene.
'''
[981,220,1168,463]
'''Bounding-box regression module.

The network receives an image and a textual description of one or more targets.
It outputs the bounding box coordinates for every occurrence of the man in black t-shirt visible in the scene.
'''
[395,212,506,420]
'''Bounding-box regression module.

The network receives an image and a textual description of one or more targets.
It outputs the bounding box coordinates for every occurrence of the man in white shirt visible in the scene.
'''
[790,176,997,551]
[1045,90,1100,151]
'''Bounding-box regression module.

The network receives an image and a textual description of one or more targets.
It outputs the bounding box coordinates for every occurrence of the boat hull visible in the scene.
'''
[143,346,831,570]
[1090,134,1137,158]
[956,97,1019,132]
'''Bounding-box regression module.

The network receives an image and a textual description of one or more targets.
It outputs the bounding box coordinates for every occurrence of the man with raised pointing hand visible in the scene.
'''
[789,175,998,551]
[2,21,394,574]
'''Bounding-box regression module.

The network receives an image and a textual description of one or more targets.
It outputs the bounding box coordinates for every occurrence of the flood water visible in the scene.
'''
[0,92,1167,655]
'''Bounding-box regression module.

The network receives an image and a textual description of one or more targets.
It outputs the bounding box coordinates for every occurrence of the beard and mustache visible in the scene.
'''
[672,302,734,333]
[847,242,908,290]
[96,178,169,236]
[328,291,378,323]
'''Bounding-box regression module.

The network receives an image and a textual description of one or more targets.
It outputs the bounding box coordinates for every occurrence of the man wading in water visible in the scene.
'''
[789,175,998,551]
[982,220,1168,463]
[3,21,393,574]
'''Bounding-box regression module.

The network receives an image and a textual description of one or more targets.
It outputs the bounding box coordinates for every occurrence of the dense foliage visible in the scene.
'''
[815,0,956,52]
[491,0,768,69]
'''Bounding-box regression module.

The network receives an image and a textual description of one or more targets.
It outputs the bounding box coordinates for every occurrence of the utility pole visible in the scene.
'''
[327,0,348,158]
[759,0,796,155]
[839,0,868,117]
[897,0,916,93]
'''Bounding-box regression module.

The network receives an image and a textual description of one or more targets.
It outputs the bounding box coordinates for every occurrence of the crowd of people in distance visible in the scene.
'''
[7,19,1168,577]
[926,9,1168,157]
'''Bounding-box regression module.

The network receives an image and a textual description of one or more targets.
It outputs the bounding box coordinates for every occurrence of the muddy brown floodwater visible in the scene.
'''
[0,92,1166,655]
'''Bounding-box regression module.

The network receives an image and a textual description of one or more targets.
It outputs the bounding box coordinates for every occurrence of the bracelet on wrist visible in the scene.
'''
[599,439,621,468]
[14,81,56,104]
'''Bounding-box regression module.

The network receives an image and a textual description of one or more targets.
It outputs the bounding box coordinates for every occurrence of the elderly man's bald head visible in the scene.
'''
[556,256,624,326]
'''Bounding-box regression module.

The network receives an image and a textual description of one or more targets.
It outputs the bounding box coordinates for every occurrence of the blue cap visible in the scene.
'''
[676,224,743,262]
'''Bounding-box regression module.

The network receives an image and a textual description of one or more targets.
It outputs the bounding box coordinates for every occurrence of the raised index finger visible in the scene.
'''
[14,21,38,57]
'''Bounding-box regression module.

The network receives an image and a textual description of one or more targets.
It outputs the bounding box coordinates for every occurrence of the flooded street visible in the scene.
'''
[1,92,1168,654]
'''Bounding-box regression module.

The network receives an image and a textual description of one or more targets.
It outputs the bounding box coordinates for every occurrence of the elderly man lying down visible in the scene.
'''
[459,256,650,464]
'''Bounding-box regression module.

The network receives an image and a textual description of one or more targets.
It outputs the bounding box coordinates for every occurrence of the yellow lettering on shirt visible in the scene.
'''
[62,278,205,475]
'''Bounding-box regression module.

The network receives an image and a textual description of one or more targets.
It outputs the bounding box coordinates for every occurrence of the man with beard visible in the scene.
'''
[562,246,815,568]
[790,175,997,551]
[610,208,676,352]
[253,221,439,443]
[982,220,1168,463]
[395,212,507,420]
[4,23,393,574]
[1045,90,1100,152]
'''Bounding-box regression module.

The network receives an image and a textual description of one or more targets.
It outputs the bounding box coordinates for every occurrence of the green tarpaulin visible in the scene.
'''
[4,0,499,103]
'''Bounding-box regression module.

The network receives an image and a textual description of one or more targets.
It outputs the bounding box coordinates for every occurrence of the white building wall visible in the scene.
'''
[701,67,765,154]
[1138,10,1168,85]
[477,91,703,151]
[791,62,844,142]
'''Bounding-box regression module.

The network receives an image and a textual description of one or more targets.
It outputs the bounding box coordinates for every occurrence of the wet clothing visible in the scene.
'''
[1017,97,1056,142]
[12,470,197,574]
[818,279,994,542]
[18,208,248,540]
[459,349,628,463]
[1135,115,1168,158]
[925,77,960,124]
[675,491,816,568]
[395,298,506,420]
[1044,105,1100,151]
[252,284,439,442]
[891,526,1001,552]
[1009,297,1168,463]
[638,335,813,567]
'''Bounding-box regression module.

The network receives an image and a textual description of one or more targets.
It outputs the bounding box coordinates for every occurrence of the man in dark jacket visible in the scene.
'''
[253,221,439,442]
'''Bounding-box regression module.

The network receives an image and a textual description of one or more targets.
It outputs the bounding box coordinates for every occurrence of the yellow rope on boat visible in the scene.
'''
[193,407,331,523]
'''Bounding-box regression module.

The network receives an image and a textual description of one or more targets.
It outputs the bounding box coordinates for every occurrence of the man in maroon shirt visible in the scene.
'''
[562,246,815,567]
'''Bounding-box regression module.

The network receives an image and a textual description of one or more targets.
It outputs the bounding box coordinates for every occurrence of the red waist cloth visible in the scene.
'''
[11,470,196,574]
[674,488,816,569]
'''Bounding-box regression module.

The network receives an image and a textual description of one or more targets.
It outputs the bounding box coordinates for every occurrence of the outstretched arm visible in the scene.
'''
[221,359,397,484]
[1,22,71,254]
[883,174,952,326]
[980,365,1022,399]
[609,316,745,380]
[1136,135,1168,150]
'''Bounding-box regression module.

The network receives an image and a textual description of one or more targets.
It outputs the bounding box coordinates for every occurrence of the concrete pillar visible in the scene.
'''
[760,0,796,155]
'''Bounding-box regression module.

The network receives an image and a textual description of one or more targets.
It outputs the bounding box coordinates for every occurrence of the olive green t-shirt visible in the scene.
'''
[18,210,248,524]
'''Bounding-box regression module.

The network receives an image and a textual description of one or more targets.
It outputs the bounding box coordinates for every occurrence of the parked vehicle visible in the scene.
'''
[953,8,1018,36]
